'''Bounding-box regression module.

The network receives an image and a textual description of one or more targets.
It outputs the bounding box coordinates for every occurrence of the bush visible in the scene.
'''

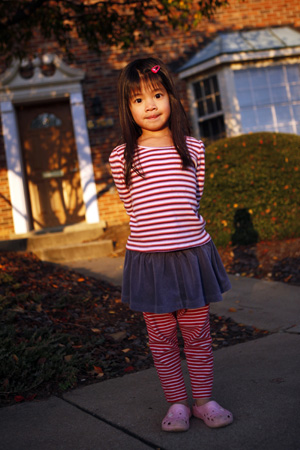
[200,132,300,247]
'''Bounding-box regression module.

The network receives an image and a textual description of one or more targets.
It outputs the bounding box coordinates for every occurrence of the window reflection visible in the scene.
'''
[234,64,300,134]
[31,113,62,129]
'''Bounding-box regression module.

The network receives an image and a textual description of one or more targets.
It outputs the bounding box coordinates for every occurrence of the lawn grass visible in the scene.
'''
[201,132,300,247]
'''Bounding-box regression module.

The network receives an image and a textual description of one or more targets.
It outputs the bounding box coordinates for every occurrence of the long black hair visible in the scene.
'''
[118,57,193,187]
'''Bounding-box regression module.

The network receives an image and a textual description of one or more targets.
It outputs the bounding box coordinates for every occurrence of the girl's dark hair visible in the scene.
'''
[118,57,193,186]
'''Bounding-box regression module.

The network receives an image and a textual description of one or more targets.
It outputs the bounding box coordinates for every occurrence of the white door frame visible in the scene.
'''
[0,54,100,234]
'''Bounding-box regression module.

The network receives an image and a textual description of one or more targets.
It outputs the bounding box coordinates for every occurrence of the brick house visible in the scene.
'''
[0,0,300,240]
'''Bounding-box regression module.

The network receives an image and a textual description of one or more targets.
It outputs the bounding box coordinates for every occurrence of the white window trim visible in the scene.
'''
[0,54,100,234]
[179,47,300,80]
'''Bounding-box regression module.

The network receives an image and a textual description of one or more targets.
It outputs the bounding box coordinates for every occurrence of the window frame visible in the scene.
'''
[187,59,300,141]
[188,71,226,143]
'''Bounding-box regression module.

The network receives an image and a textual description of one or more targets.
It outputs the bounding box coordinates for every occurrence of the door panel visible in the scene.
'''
[17,101,85,230]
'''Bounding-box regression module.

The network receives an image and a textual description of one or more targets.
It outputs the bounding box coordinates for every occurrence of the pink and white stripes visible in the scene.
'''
[109,137,210,252]
[143,306,213,403]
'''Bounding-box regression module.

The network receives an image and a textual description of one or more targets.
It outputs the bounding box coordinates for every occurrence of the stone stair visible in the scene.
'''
[0,222,114,263]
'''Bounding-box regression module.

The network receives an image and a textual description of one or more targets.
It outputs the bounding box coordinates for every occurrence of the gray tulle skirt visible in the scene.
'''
[122,239,231,313]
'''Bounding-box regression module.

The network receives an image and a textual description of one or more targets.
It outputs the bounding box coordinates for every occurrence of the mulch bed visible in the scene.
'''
[1,236,299,406]
[218,238,300,286]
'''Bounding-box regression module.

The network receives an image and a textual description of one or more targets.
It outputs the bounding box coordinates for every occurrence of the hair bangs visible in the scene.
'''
[127,71,165,100]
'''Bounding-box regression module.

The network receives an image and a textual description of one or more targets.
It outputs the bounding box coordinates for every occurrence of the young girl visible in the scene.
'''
[109,57,233,432]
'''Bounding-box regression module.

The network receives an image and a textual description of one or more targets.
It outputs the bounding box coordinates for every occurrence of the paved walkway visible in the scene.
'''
[1,257,300,450]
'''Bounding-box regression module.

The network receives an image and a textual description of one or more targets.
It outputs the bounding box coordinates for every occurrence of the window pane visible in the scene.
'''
[238,90,252,107]
[197,100,205,117]
[215,94,222,111]
[275,105,292,122]
[203,78,211,96]
[213,116,225,138]
[193,82,202,99]
[234,70,249,90]
[31,113,62,129]
[287,65,300,83]
[199,116,225,141]
[206,98,214,114]
[293,104,300,118]
[253,87,271,105]
[290,84,300,101]
[268,66,285,84]
[257,107,273,125]
[212,75,219,92]
[250,68,268,87]
[241,109,256,128]
[271,86,288,103]
[211,117,221,135]
[199,121,211,138]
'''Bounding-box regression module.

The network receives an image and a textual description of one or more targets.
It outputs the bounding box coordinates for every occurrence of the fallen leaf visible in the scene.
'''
[26,394,37,401]
[91,328,101,333]
[128,335,137,340]
[108,331,127,342]
[11,306,25,313]
[93,366,103,374]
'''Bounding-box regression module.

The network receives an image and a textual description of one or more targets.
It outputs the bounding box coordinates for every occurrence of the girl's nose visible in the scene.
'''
[145,101,157,111]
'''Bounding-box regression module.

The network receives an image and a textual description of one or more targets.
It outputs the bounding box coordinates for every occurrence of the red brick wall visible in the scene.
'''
[0,0,299,232]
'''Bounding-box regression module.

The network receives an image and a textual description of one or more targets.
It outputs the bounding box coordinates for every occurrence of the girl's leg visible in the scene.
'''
[177,305,213,404]
[143,311,188,404]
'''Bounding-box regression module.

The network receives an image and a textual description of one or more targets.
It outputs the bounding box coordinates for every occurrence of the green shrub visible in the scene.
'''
[200,132,300,247]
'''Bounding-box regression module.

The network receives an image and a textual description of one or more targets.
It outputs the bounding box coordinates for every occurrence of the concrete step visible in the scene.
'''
[27,225,106,251]
[34,240,114,263]
[0,222,114,262]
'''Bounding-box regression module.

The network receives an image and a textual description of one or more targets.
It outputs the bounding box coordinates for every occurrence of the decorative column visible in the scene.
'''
[70,92,100,224]
[0,101,30,234]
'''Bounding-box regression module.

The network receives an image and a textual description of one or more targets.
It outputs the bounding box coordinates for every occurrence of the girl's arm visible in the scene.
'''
[109,148,133,216]
[196,141,206,200]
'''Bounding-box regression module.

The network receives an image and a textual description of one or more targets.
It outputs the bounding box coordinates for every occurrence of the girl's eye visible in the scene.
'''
[135,98,142,103]
[155,93,162,99]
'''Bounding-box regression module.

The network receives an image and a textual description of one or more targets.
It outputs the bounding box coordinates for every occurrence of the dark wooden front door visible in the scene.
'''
[17,100,85,230]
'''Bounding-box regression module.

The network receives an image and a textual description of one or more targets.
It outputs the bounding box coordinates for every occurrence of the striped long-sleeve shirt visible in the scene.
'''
[109,136,211,252]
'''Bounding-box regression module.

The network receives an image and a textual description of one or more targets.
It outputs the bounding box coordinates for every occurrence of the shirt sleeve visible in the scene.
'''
[196,140,206,201]
[109,147,133,216]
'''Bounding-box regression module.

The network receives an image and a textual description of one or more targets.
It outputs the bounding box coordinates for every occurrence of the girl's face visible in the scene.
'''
[129,81,171,136]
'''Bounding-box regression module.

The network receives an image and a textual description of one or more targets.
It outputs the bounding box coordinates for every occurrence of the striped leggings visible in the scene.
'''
[143,306,213,403]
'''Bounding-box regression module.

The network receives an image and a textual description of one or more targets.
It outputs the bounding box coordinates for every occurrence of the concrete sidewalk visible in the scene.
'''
[1,257,300,450]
